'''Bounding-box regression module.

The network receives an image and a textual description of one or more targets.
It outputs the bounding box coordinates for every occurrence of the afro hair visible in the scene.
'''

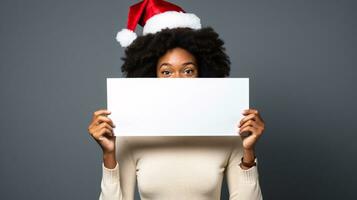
[121,27,231,77]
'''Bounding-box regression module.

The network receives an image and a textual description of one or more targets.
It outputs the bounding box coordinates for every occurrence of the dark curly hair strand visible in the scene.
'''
[121,27,231,77]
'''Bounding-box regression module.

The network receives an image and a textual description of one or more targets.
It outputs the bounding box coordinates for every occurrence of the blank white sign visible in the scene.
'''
[107,78,249,136]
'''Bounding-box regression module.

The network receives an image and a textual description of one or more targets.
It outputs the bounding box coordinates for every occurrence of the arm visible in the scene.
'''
[99,138,136,200]
[225,137,263,200]
[99,161,121,200]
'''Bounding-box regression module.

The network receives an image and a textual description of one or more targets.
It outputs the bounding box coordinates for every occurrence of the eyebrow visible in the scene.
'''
[159,62,197,68]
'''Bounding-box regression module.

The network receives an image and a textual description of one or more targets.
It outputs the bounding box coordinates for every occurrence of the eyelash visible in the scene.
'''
[162,71,171,75]
[185,69,194,74]
[161,69,194,75]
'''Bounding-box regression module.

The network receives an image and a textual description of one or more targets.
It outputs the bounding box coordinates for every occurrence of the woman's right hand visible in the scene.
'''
[88,109,116,155]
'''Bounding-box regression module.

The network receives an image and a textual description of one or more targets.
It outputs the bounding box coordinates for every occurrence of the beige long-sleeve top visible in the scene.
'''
[99,136,263,200]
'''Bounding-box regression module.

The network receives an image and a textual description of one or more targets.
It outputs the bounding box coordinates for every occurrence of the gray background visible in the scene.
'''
[0,0,356,199]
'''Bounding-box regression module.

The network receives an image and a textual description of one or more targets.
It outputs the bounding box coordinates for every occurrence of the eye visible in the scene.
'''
[161,70,171,75]
[184,69,194,74]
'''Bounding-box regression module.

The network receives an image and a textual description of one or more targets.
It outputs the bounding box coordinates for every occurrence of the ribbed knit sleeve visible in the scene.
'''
[99,137,137,200]
[99,162,122,200]
[225,137,263,200]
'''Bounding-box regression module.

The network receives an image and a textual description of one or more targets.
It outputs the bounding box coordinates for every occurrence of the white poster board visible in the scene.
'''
[107,78,249,136]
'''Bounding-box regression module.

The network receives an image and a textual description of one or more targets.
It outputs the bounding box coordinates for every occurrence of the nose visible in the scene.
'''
[171,72,184,78]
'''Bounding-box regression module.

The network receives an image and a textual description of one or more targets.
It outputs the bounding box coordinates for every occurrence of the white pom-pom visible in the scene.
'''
[116,29,137,47]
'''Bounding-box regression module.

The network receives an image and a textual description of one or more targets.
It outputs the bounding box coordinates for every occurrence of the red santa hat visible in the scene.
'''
[116,0,202,47]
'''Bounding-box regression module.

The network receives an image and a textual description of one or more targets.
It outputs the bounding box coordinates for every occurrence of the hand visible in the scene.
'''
[88,109,116,155]
[237,108,265,151]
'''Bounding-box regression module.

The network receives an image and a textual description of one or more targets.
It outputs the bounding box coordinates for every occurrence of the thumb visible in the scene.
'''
[240,131,252,138]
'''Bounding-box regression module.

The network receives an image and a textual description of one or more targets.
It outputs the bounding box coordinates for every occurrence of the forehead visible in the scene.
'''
[158,48,196,65]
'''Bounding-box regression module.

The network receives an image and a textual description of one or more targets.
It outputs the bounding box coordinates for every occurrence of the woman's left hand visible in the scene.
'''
[238,108,265,150]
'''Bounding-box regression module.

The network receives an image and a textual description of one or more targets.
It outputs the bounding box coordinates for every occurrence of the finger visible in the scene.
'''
[239,113,256,127]
[239,120,259,130]
[96,122,113,132]
[94,127,114,139]
[240,114,264,127]
[240,131,252,137]
[95,115,115,127]
[92,109,111,121]
[93,109,111,116]
[102,128,114,137]
[88,122,107,136]
[240,123,264,138]
[89,109,112,128]
[237,121,254,137]
[242,108,258,115]
[243,108,264,123]
[91,123,114,138]
[239,126,259,136]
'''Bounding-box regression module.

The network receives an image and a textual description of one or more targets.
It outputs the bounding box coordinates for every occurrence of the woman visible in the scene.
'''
[88,27,265,200]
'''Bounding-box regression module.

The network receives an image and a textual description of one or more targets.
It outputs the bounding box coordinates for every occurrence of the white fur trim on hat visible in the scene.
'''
[116,28,138,47]
[143,11,201,35]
